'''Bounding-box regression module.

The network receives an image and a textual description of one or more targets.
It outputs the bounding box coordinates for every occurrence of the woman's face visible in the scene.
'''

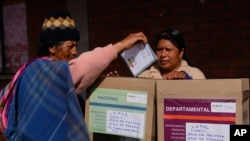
[156,39,184,72]
[49,40,78,61]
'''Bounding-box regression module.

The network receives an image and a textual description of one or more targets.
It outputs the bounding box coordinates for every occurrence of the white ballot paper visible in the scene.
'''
[121,42,157,77]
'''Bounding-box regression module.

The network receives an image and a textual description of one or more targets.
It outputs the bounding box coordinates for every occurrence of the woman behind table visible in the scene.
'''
[138,28,206,79]
[119,29,206,141]
[0,12,147,141]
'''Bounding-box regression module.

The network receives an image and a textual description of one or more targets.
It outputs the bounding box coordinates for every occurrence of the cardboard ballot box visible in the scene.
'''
[85,77,156,141]
[156,79,249,141]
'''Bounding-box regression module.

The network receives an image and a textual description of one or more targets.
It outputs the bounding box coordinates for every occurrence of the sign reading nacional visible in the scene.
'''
[88,88,148,139]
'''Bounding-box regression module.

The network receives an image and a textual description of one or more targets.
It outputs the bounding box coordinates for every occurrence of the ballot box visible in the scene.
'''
[156,78,249,141]
[85,76,156,141]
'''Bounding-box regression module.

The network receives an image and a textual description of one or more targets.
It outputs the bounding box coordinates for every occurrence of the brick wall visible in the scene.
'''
[87,0,250,79]
[2,0,249,80]
[0,0,250,139]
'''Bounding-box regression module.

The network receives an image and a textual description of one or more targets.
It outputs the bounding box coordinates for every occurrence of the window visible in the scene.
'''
[0,2,28,74]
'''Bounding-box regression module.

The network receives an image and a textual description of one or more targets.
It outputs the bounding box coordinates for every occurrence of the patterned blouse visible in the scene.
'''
[138,60,206,79]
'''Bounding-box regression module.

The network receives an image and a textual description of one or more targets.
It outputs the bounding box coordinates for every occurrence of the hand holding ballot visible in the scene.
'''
[112,32,148,54]
[107,42,157,77]
[120,42,157,77]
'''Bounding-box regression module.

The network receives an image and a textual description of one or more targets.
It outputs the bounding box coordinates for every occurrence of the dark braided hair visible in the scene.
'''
[37,40,65,57]
[155,28,194,66]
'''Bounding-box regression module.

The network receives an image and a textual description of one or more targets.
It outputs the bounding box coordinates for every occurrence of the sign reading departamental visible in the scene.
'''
[164,99,236,141]
[88,88,148,139]
[156,79,249,141]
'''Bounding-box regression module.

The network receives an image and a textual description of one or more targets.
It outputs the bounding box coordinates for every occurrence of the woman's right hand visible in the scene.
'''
[113,32,148,53]
[106,70,120,77]
[162,71,187,79]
